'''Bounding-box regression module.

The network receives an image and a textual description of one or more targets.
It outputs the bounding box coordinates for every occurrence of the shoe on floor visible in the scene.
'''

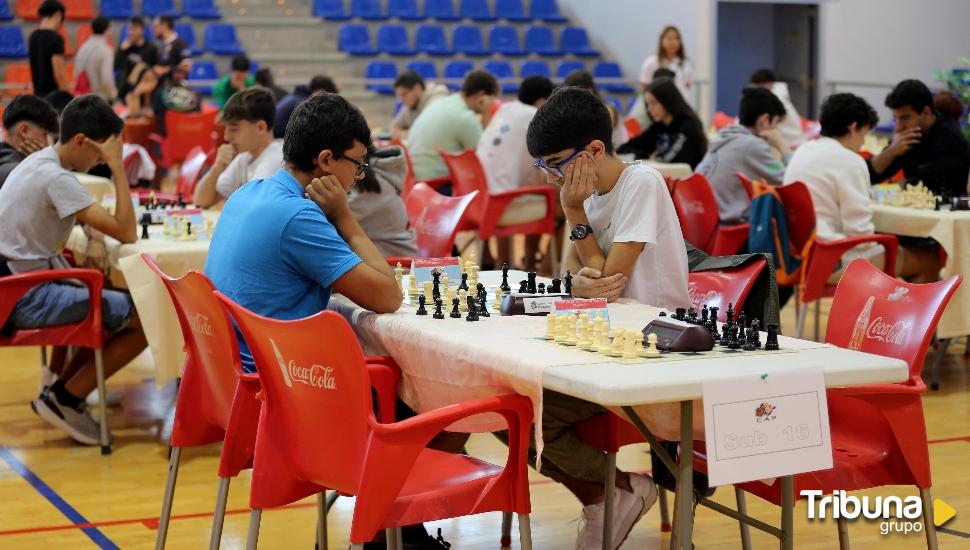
[85,387,125,408]
[32,389,103,446]
[575,473,658,550]
[39,366,56,393]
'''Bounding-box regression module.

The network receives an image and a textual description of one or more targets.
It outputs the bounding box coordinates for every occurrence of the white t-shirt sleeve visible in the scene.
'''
[215,152,250,199]
[48,174,95,219]
[639,55,659,85]
[838,158,876,236]
[612,170,662,244]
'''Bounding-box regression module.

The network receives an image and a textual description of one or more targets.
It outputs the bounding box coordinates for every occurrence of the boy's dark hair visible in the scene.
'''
[254,67,274,87]
[645,78,707,150]
[129,16,145,28]
[738,86,786,127]
[527,87,614,157]
[3,94,59,133]
[59,95,123,143]
[44,90,73,114]
[518,75,554,106]
[309,75,338,94]
[283,93,371,172]
[230,55,250,72]
[222,88,276,128]
[393,70,425,90]
[562,70,598,95]
[156,15,175,30]
[461,70,498,97]
[749,68,776,85]
[38,0,64,18]
[652,67,676,81]
[91,16,110,35]
[819,93,878,138]
[885,79,934,114]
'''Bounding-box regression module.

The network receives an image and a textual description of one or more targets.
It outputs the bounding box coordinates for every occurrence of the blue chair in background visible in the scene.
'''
[0,26,26,58]
[388,0,423,20]
[184,0,221,19]
[0,2,12,21]
[366,61,398,94]
[175,23,202,55]
[425,0,459,21]
[415,24,453,56]
[483,60,517,94]
[489,25,526,56]
[520,60,551,79]
[142,0,178,18]
[453,25,489,56]
[377,24,416,55]
[351,0,387,20]
[593,61,634,93]
[100,0,134,19]
[459,0,495,22]
[495,0,529,22]
[338,24,377,55]
[313,0,350,19]
[561,26,599,57]
[406,60,438,80]
[529,0,567,23]
[204,24,244,55]
[444,60,474,91]
[187,60,219,95]
[556,60,584,79]
[524,25,561,56]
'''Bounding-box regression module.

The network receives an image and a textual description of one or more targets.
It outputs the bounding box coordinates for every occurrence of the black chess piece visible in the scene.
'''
[765,323,780,351]
[673,307,686,321]
[708,306,719,333]
[450,297,462,318]
[537,283,546,294]
[527,272,538,294]
[727,326,742,349]
[177,193,186,208]
[701,305,709,324]
[459,272,469,291]
[416,295,428,316]
[742,327,757,351]
[476,283,486,301]
[564,270,573,295]
[725,303,735,327]
[518,280,528,293]
[140,212,152,240]
[465,296,479,321]
[751,320,762,348]
[186,221,192,235]
[477,294,490,317]
[432,299,445,319]
[550,279,561,294]
[687,307,698,324]
[500,263,511,292]
[432,271,441,300]
[658,311,667,317]
[738,311,747,329]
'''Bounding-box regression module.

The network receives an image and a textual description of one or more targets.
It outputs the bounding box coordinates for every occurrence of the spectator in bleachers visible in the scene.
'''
[348,145,419,258]
[273,75,338,138]
[0,96,147,445]
[696,87,790,222]
[617,77,707,168]
[193,88,281,208]
[153,15,192,78]
[749,68,805,149]
[406,70,498,181]
[868,79,970,199]
[254,67,288,103]
[638,26,692,100]
[562,70,628,149]
[0,95,59,188]
[213,55,256,109]
[28,0,71,97]
[75,17,117,102]
[115,17,158,97]
[390,70,449,141]
[476,75,555,270]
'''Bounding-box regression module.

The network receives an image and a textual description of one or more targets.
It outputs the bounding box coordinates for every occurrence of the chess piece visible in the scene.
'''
[432,271,441,301]
[633,332,644,355]
[742,327,757,351]
[450,297,462,318]
[550,279,561,294]
[408,272,419,296]
[554,315,568,343]
[467,251,477,271]
[738,311,747,329]
[140,212,151,240]
[546,313,557,340]
[477,294,490,317]
[469,266,479,290]
[609,329,624,357]
[416,295,428,315]
[727,326,742,349]
[564,270,573,295]
[459,273,469,291]
[658,311,667,317]
[750,320,762,348]
[492,289,504,311]
[518,280,528,294]
[433,299,445,319]
[447,286,457,306]
[537,283,546,294]
[423,281,433,303]
[441,274,449,293]
[578,314,593,349]
[622,330,637,359]
[589,319,603,351]
[644,333,661,358]
[701,305,709,325]
[596,321,612,353]
[687,307,698,324]
[725,303,735,327]
[465,296,479,321]
[394,262,404,292]
[177,193,186,208]
[674,308,686,321]
[527,272,537,294]
[500,263,511,292]
[458,289,468,312]
[708,306,720,339]
[564,314,578,345]
[764,323,780,351]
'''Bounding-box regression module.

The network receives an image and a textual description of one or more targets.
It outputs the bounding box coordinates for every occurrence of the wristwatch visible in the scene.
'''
[569,223,593,241]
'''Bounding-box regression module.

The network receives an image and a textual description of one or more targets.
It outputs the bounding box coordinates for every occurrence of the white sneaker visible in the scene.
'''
[574,474,658,550]
[32,389,102,446]
[85,387,125,408]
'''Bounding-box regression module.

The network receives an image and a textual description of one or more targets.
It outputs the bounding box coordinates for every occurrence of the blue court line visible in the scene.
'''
[0,445,119,549]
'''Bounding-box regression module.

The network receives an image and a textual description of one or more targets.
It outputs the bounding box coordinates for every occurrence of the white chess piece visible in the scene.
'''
[554,314,568,343]
[493,289,504,312]
[622,330,637,359]
[394,262,404,293]
[609,329,624,357]
[644,333,661,358]
[458,289,468,311]
[564,313,579,346]
[407,272,419,296]
[545,313,556,340]
[633,332,644,355]
[423,281,433,303]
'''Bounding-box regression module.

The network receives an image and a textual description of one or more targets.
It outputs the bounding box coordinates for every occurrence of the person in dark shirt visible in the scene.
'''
[273,75,338,138]
[114,16,158,97]
[28,0,70,97]
[617,77,708,168]
[0,94,59,188]
[868,79,970,199]
[153,15,191,75]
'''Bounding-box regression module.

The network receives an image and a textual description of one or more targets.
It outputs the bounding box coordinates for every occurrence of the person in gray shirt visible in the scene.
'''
[348,145,418,258]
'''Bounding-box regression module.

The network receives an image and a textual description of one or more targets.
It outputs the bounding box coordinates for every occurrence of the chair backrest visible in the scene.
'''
[215,296,374,498]
[483,59,513,79]
[489,25,521,53]
[15,0,41,20]
[687,260,767,322]
[122,147,141,184]
[826,260,962,387]
[3,63,31,96]
[98,0,133,19]
[174,23,197,50]
[530,0,563,19]
[520,60,550,78]
[388,0,420,18]
[0,26,27,58]
[188,59,218,80]
[204,23,237,44]
[593,60,623,79]
[712,111,735,129]
[556,60,584,79]
[444,60,473,80]
[405,182,479,257]
[415,24,448,53]
[314,0,348,18]
[0,268,104,348]
[406,60,437,79]
[496,0,525,19]
[351,0,384,18]
[774,181,816,254]
[425,0,458,19]
[453,24,485,53]
[0,0,11,19]
[460,0,492,19]
[339,24,371,52]
[185,0,221,18]
[377,24,410,52]
[671,173,719,254]
[524,25,556,52]
[142,0,176,17]
[437,148,487,216]
[735,171,756,200]
[178,146,208,196]
[561,27,591,52]
[63,0,94,19]
[164,110,218,163]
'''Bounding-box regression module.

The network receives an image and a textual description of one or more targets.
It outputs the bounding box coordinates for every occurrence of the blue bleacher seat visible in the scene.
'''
[366,61,398,94]
[594,61,634,93]
[406,60,438,80]
[459,0,495,21]
[425,0,459,21]
[0,26,26,58]
[0,1,13,21]
[562,27,599,57]
[556,60,584,79]
[483,60,517,94]
[444,60,474,91]
[489,25,525,56]
[184,0,221,19]
[204,24,244,55]
[338,24,377,55]
[529,0,567,23]
[495,0,529,22]
[313,0,350,19]
[175,24,202,55]
[118,23,153,44]
[524,25,561,56]
[187,59,218,95]
[351,0,387,20]
[520,60,550,79]
[388,0,423,20]
[100,0,134,19]
[453,25,488,56]
[377,24,416,55]
[142,0,178,18]
[415,24,452,56]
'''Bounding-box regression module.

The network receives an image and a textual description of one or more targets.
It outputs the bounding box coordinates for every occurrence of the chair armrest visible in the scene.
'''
[815,234,899,274]
[828,381,924,398]
[385,256,412,268]
[421,177,452,191]
[801,234,899,302]
[366,362,401,424]
[372,394,533,445]
[0,269,104,328]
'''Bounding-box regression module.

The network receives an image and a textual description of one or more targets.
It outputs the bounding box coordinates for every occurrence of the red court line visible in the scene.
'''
[928,435,970,445]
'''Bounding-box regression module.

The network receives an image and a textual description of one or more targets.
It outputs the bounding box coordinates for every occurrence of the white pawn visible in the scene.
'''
[407,272,419,296]
[493,289,504,312]
[577,315,593,349]
[644,333,661,358]
[622,329,637,359]
[545,313,557,340]
[441,274,449,292]
[423,281,433,303]
[596,321,612,353]
[633,332,644,355]
[609,329,624,357]
[589,319,603,351]
[554,314,568,343]
[394,262,404,293]
[564,313,578,346]
[458,289,468,311]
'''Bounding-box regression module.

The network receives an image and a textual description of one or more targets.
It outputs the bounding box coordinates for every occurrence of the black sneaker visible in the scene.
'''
[32,389,103,446]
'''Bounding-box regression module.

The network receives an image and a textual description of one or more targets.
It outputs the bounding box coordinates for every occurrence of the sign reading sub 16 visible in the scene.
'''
[713,391,824,461]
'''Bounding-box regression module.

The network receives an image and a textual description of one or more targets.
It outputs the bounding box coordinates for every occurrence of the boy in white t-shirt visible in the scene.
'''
[193,88,283,208]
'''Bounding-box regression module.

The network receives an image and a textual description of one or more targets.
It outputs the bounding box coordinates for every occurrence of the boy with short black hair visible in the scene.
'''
[28,0,70,97]
[0,94,59,187]
[748,68,805,149]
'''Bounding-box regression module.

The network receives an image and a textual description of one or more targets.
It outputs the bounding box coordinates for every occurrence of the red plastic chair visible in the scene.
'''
[735,171,756,200]
[176,146,210,198]
[214,295,535,549]
[122,147,142,186]
[386,182,479,266]
[151,110,219,167]
[63,0,95,19]
[712,111,735,130]
[0,269,112,454]
[671,173,749,256]
[123,117,154,147]
[4,64,32,97]
[624,117,643,139]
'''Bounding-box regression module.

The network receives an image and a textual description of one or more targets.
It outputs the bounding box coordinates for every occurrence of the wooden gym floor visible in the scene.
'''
[0,300,968,549]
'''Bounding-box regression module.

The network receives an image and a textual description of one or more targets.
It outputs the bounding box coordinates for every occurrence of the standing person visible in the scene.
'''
[0,94,59,188]
[114,16,158,96]
[749,68,805,149]
[638,26,693,100]
[212,55,255,109]
[618,77,708,168]
[254,67,288,102]
[273,75,338,138]
[390,70,450,141]
[74,17,117,101]
[28,0,70,97]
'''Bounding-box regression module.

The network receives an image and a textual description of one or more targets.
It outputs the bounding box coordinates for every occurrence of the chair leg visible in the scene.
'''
[929,338,950,391]
[245,508,262,550]
[920,488,939,550]
[963,335,970,358]
[316,492,328,550]
[209,477,231,550]
[735,488,751,550]
[154,446,182,550]
[500,511,513,547]
[602,451,617,550]
[813,299,821,342]
[658,487,671,532]
[837,516,849,550]
[40,346,47,368]
[796,302,808,340]
[94,349,111,455]
[518,513,533,550]
[386,527,401,550]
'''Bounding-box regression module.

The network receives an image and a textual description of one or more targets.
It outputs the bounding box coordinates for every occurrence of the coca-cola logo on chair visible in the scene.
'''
[688,287,719,310]
[270,339,337,391]
[866,317,913,345]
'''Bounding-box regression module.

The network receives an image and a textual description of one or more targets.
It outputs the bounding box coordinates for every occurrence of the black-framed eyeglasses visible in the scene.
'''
[533,145,587,179]
[342,155,369,178]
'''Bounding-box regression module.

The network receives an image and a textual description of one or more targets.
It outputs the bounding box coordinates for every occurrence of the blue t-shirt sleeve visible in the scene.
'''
[281,207,363,288]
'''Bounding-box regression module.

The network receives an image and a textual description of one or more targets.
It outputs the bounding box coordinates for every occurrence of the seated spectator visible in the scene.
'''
[562,70,629,149]
[0,94,59,188]
[696,87,790,222]
[617,77,707,168]
[749,68,805,149]
[407,70,498,181]
[193,88,281,208]
[348,145,419,258]
[273,75,338,138]
[115,17,158,97]
[476,75,556,270]
[213,55,255,109]
[0,96,147,445]
[153,15,191,77]
[254,67,288,102]
[868,79,970,198]
[390,70,449,141]
[74,17,117,101]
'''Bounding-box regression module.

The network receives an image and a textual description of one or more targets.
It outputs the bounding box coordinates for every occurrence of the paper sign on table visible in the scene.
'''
[165,208,208,241]
[410,257,462,285]
[702,366,832,486]
[521,295,564,314]
[554,298,610,322]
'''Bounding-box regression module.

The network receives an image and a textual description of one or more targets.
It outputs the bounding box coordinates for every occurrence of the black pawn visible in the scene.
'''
[465,296,479,321]
[518,280,528,294]
[687,307,698,324]
[701,305,709,324]
[186,221,192,235]
[722,320,732,343]
[500,263,511,292]
[550,279,561,294]
[727,326,742,349]
[140,212,151,239]
[177,193,186,208]
[751,320,762,348]
[742,327,757,351]
[477,294,490,317]
[450,297,462,318]
[674,307,686,321]
[537,283,546,294]
[432,299,444,319]
[708,306,719,331]
[416,295,428,315]
[459,273,469,291]
[564,270,573,295]
[765,323,780,351]
[527,272,538,294]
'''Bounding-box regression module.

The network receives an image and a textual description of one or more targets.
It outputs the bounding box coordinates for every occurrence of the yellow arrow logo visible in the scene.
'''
[934,498,956,527]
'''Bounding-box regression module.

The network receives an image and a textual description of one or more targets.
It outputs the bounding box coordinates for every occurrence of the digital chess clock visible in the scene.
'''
[641,319,715,352]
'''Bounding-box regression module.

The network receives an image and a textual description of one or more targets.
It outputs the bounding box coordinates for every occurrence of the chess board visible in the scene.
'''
[538,336,796,363]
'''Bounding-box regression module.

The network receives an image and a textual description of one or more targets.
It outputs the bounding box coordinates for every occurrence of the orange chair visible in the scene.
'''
[712,111,735,130]
[122,117,155,147]
[15,0,42,19]
[624,116,643,139]
[4,63,32,97]
[386,182,480,267]
[176,146,210,197]
[671,173,749,256]
[63,0,95,19]
[214,295,535,549]
[0,269,112,454]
